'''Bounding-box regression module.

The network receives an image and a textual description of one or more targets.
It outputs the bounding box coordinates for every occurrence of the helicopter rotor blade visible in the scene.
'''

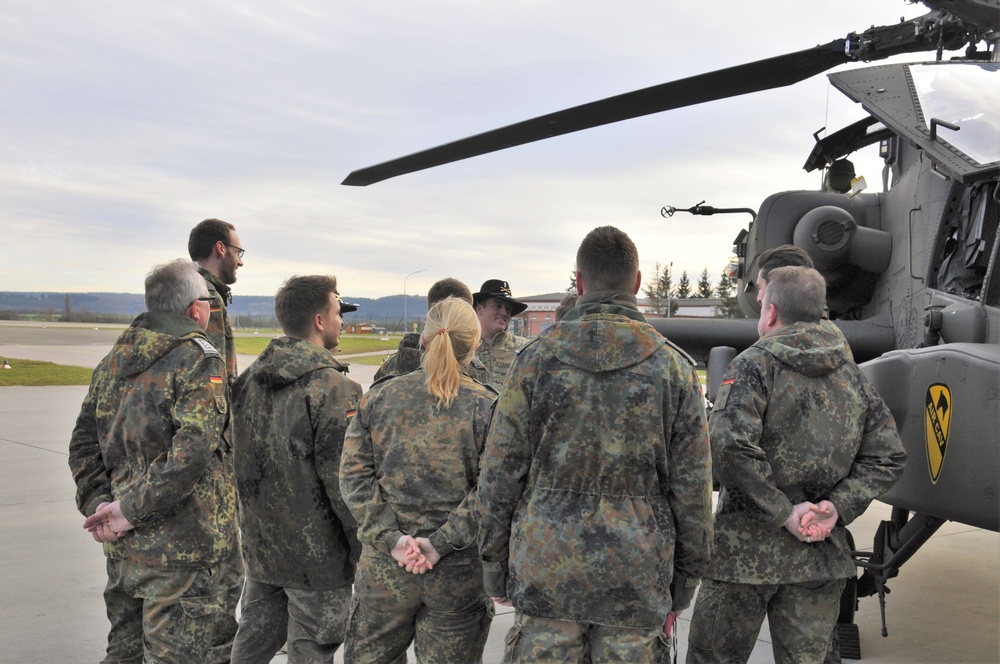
[343,39,849,186]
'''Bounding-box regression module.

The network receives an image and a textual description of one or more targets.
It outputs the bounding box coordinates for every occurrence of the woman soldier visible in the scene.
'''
[340,297,497,663]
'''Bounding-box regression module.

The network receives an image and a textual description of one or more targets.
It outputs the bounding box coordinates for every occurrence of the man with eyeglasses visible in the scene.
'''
[69,258,238,663]
[188,218,246,663]
[188,218,245,386]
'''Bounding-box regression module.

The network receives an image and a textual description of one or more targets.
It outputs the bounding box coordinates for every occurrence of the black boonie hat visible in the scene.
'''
[336,293,359,314]
[472,279,527,315]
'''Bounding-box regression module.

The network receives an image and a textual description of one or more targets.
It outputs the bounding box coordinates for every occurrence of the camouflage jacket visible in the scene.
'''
[476,291,714,629]
[708,321,906,584]
[374,332,490,384]
[199,267,237,384]
[475,330,529,390]
[340,370,497,565]
[68,311,236,570]
[232,337,362,589]
[372,332,422,381]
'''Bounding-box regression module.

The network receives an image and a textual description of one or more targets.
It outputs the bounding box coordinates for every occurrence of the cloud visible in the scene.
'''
[1,0,931,298]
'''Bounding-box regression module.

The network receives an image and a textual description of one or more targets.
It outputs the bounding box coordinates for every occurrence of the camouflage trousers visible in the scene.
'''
[687,577,846,664]
[207,543,243,663]
[344,548,493,664]
[502,611,670,664]
[230,580,352,664]
[102,557,228,664]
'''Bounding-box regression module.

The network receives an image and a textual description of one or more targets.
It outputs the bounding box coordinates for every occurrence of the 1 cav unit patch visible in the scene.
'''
[924,383,952,484]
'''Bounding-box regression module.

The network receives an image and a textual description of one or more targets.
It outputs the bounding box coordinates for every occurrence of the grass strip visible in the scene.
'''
[0,358,93,386]
[235,334,401,356]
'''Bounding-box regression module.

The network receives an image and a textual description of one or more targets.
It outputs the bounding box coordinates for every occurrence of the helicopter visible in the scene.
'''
[343,0,999,658]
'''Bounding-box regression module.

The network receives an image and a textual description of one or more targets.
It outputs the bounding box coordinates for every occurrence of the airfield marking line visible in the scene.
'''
[0,437,69,454]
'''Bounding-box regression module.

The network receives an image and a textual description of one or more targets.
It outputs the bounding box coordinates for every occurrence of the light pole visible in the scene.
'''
[403,269,426,333]
[666,261,673,318]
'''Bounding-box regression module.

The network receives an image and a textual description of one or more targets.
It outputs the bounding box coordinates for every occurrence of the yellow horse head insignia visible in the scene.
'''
[924,383,952,484]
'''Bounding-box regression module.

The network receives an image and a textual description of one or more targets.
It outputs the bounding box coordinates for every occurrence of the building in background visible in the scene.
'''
[515,294,724,336]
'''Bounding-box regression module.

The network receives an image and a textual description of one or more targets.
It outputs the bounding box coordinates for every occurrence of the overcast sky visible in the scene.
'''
[2,0,932,299]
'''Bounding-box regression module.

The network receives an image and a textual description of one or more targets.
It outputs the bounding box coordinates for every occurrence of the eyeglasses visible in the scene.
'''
[223,242,245,259]
[190,296,214,307]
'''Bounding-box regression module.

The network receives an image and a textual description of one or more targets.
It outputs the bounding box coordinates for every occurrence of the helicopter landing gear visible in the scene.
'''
[833,530,862,660]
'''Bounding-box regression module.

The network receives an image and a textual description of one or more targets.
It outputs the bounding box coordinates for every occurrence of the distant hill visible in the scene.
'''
[0,291,428,330]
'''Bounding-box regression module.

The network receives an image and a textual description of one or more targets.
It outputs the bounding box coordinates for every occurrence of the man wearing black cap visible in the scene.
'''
[473,279,529,390]
[333,293,360,374]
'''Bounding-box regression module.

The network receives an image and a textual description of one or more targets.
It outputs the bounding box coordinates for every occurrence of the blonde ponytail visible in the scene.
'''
[421,297,481,408]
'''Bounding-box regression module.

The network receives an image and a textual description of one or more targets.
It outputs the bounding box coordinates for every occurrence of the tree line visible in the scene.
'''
[567,263,745,318]
[642,263,744,319]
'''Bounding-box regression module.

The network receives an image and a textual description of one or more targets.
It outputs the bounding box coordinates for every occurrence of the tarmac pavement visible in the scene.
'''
[1,327,996,662]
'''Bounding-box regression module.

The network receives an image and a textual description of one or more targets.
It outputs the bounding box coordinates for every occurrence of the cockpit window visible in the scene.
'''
[910,64,1000,165]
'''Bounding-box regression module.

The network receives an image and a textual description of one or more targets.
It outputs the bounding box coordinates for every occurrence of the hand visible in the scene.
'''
[665,611,678,639]
[391,535,422,569]
[491,596,513,607]
[404,538,442,574]
[784,502,822,543]
[83,501,134,543]
[800,500,839,541]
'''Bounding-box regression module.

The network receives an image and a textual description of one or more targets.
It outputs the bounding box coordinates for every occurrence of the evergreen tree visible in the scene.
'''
[643,262,665,315]
[567,269,577,293]
[675,271,692,299]
[714,263,745,318]
[658,263,673,300]
[715,268,734,299]
[658,263,678,316]
[696,269,714,298]
[641,262,680,316]
[715,297,746,319]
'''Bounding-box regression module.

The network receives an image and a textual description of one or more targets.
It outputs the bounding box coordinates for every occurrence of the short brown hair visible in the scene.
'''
[274,275,338,339]
[427,278,473,307]
[576,226,639,292]
[188,219,235,261]
[758,245,813,281]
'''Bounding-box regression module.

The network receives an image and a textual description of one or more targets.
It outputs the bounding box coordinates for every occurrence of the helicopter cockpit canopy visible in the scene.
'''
[829,62,1000,182]
[760,60,1000,324]
[739,62,1000,322]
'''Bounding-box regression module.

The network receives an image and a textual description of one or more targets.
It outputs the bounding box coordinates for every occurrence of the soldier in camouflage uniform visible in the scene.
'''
[230,275,362,663]
[754,244,855,664]
[69,258,236,663]
[188,217,246,661]
[374,277,489,384]
[554,292,577,322]
[755,244,852,357]
[687,266,906,664]
[189,218,244,385]
[476,227,714,663]
[340,297,498,664]
[472,279,529,390]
